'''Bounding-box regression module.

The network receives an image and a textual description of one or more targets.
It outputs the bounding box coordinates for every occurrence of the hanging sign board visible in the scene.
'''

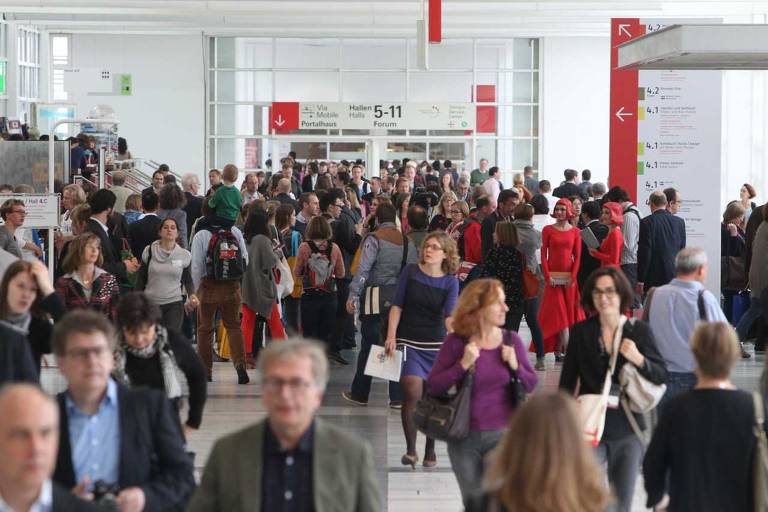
[271,102,475,132]
[0,194,61,228]
[609,18,722,294]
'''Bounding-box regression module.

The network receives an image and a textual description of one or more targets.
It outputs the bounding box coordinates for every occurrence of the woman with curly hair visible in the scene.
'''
[384,231,460,469]
[428,278,537,505]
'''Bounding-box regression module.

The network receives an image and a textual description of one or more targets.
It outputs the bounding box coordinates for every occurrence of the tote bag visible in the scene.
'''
[575,316,625,447]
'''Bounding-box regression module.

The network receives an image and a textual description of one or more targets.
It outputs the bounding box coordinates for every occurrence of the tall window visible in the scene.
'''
[17,26,40,123]
[0,22,8,116]
[51,34,70,101]
[206,37,540,180]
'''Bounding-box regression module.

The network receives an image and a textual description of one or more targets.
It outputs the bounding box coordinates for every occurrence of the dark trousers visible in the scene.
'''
[350,313,403,402]
[283,296,300,335]
[595,434,644,512]
[159,301,185,333]
[333,278,355,351]
[300,292,337,348]
[621,263,640,309]
[505,297,544,358]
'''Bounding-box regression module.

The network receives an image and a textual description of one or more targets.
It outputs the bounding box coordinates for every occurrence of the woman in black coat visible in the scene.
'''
[644,322,768,511]
[0,260,66,374]
[113,292,207,436]
[559,267,667,512]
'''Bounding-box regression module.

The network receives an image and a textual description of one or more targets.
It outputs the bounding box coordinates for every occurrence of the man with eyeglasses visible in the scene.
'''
[51,310,194,512]
[0,199,26,259]
[190,338,380,512]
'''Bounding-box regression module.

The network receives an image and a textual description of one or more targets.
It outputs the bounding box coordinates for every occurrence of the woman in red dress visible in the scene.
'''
[537,198,584,361]
[588,202,624,268]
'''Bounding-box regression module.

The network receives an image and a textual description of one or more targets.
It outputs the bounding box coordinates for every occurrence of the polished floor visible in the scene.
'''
[41,333,766,512]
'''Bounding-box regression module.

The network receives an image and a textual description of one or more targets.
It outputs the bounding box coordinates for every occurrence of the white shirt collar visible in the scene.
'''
[0,479,52,512]
[91,217,109,234]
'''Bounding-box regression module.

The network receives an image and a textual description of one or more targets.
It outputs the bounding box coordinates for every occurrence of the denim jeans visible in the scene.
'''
[505,296,544,358]
[349,314,403,403]
[595,434,644,512]
[658,371,696,419]
[446,429,504,506]
[736,296,762,342]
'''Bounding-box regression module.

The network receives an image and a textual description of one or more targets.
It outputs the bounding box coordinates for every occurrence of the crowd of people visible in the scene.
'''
[0,155,766,512]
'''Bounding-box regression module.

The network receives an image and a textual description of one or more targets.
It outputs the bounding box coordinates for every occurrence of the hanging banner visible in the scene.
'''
[271,102,475,132]
[609,18,722,293]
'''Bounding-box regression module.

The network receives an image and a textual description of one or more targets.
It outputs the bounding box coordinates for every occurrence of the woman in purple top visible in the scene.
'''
[385,231,460,469]
[428,278,538,505]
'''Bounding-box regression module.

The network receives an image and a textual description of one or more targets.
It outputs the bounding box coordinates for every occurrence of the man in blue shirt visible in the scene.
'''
[52,310,194,512]
[644,247,727,413]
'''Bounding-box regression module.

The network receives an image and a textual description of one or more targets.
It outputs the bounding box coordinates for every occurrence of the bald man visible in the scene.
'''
[0,384,97,511]
[637,190,687,293]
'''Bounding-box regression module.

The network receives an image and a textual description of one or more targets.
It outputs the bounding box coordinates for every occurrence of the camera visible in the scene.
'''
[92,480,120,511]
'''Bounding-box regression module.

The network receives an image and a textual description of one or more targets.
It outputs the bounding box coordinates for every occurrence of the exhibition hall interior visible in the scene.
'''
[0,1,767,511]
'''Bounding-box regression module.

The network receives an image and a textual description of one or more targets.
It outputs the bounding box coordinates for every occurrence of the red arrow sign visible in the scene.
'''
[270,102,299,133]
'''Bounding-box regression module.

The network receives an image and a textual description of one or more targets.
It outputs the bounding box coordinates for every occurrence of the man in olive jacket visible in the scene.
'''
[189,338,381,512]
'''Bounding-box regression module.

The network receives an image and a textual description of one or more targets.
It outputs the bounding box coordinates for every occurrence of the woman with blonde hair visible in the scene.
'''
[428,278,537,505]
[645,321,767,511]
[429,191,457,232]
[467,392,610,512]
[385,231,460,469]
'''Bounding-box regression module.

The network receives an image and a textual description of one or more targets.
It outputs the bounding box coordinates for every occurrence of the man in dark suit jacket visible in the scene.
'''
[52,310,195,511]
[84,189,139,283]
[189,339,379,512]
[128,191,162,259]
[577,201,610,288]
[481,188,519,261]
[182,173,204,238]
[0,384,99,512]
[553,168,582,199]
[638,191,686,292]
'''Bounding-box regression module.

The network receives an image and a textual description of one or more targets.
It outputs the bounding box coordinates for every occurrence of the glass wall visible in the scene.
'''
[207,37,539,181]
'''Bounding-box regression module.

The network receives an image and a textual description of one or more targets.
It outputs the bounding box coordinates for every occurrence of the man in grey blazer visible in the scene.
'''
[189,338,381,512]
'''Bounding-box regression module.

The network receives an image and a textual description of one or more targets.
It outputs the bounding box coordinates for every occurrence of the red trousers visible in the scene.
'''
[241,303,286,353]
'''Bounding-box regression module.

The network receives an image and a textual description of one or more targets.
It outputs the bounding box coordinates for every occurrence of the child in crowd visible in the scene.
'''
[207,164,242,229]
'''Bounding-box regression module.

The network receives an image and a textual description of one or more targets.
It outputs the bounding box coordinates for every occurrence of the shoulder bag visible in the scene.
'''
[413,342,474,442]
[753,392,768,512]
[619,319,667,414]
[503,330,527,406]
[575,315,625,447]
[361,232,409,316]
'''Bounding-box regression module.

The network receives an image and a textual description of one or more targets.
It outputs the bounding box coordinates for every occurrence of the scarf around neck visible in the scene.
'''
[113,324,182,399]
[0,312,32,335]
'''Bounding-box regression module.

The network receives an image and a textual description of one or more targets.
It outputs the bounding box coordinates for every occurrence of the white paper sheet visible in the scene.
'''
[364,346,403,382]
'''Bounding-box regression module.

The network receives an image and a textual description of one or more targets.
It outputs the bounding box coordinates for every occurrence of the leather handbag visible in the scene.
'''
[752,392,768,512]
[575,316,624,447]
[721,233,746,291]
[413,367,474,442]
[619,362,666,414]
[521,267,540,299]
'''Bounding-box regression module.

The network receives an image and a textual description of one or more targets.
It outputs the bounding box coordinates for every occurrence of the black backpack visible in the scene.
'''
[205,229,245,281]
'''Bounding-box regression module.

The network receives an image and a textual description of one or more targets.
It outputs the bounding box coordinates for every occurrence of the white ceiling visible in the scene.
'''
[3,0,768,36]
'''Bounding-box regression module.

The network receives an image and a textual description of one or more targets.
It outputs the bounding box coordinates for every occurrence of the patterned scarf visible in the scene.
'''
[113,324,183,399]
